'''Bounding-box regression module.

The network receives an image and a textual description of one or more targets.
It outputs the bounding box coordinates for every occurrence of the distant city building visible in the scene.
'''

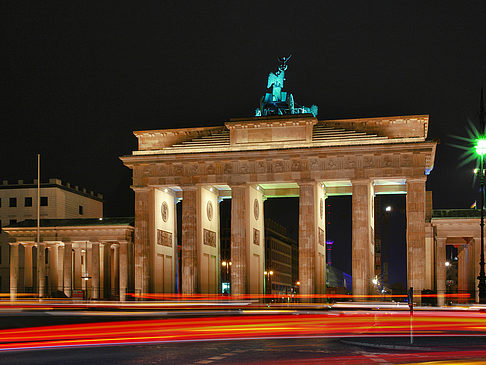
[0,179,103,293]
[264,219,298,295]
[326,265,352,292]
[0,178,103,227]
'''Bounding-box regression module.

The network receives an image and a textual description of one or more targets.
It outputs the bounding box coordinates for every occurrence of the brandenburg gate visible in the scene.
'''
[121,113,437,297]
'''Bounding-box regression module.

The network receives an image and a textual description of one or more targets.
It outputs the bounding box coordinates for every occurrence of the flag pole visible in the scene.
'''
[37,154,40,244]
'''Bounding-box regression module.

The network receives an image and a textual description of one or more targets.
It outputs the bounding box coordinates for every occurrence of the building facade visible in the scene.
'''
[4,218,134,300]
[121,114,437,297]
[428,209,483,305]
[264,218,297,294]
[0,179,103,293]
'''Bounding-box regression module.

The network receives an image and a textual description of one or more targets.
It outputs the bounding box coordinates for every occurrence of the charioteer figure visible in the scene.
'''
[256,55,318,117]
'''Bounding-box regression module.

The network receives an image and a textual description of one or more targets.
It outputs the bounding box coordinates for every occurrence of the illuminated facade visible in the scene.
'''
[4,218,134,300]
[0,178,103,294]
[428,209,484,305]
[121,113,437,297]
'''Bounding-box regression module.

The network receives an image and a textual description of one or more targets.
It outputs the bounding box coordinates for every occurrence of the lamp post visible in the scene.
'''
[475,137,486,303]
[221,260,231,294]
[264,270,273,301]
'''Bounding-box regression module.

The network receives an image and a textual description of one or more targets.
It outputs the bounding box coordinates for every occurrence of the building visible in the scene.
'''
[0,178,103,294]
[264,219,297,295]
[427,208,483,305]
[120,113,436,297]
[4,218,134,300]
[0,178,103,227]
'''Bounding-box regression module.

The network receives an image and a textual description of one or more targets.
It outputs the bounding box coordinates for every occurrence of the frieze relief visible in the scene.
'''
[137,152,426,184]
[363,155,374,168]
[291,160,302,171]
[157,229,172,247]
[203,229,216,247]
[206,163,216,175]
[256,161,266,173]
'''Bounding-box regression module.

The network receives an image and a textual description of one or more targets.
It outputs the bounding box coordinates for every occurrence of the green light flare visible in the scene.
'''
[475,138,486,156]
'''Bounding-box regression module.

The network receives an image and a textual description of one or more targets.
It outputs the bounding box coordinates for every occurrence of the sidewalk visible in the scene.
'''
[341,336,486,351]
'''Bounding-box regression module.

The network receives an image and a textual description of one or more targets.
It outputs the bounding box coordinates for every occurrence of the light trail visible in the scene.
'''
[0,311,485,352]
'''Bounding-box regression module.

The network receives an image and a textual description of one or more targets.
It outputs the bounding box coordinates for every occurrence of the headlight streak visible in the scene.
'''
[0,311,485,352]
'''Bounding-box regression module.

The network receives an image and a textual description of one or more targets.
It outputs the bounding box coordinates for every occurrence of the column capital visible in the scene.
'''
[351,179,374,186]
[180,185,199,191]
[406,177,427,184]
[131,185,152,193]
[8,242,20,246]
[297,179,317,187]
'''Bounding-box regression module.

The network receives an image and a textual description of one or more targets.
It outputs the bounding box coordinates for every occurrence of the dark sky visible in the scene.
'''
[2,2,486,284]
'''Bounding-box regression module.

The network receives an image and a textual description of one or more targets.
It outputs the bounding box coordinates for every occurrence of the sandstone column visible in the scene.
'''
[73,247,82,291]
[37,243,46,298]
[91,242,100,299]
[230,185,247,295]
[9,243,19,300]
[24,244,33,291]
[134,187,151,297]
[407,178,427,295]
[182,186,198,294]
[298,181,327,297]
[352,180,375,297]
[63,242,72,297]
[48,245,58,296]
[57,244,64,292]
[103,243,111,299]
[457,245,471,303]
[111,243,120,298]
[435,237,446,306]
[119,240,128,301]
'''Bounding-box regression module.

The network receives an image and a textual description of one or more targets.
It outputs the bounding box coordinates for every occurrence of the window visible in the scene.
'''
[9,219,17,225]
[25,197,32,207]
[0,198,2,207]
[79,205,84,215]
[40,197,48,206]
[9,197,16,207]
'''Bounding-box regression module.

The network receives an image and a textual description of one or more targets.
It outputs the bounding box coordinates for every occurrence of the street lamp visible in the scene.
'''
[475,137,486,303]
[264,270,274,298]
[221,260,231,294]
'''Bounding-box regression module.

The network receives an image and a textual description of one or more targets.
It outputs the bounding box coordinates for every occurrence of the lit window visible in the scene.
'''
[40,197,48,206]
[25,197,32,207]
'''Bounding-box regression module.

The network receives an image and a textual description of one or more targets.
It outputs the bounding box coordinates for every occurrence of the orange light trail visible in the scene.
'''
[0,311,485,352]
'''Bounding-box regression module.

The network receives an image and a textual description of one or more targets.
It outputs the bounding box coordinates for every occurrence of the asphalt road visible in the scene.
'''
[1,337,486,365]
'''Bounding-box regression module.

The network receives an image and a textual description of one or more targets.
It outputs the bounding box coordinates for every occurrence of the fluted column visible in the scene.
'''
[91,242,100,299]
[298,181,317,296]
[63,242,72,297]
[457,245,470,303]
[37,243,46,298]
[407,178,427,295]
[436,237,446,306]
[103,243,111,299]
[182,186,198,294]
[230,185,247,295]
[24,244,34,291]
[119,241,128,301]
[57,244,64,292]
[9,243,19,300]
[48,245,58,296]
[352,180,375,297]
[134,187,151,297]
[111,243,120,298]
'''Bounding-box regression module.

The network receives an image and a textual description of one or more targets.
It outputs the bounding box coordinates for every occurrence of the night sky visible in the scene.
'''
[3,2,486,287]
